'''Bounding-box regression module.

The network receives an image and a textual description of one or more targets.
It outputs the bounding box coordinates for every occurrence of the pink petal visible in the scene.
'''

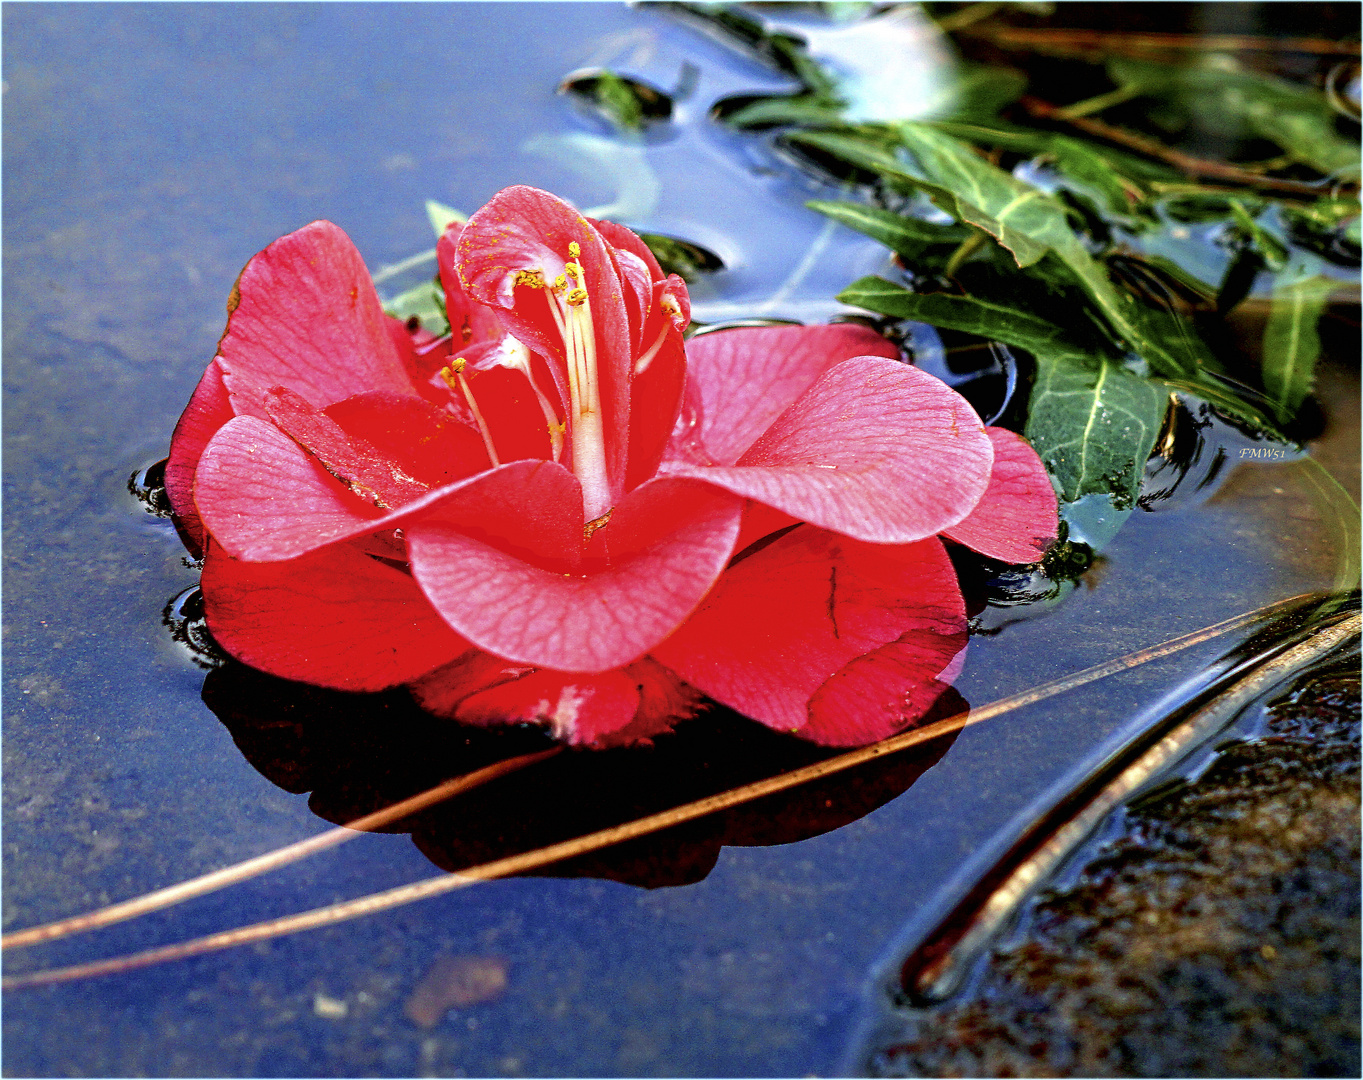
[681,323,899,465]
[663,356,994,544]
[413,653,699,748]
[197,419,566,562]
[201,539,470,691]
[387,315,456,405]
[800,626,966,746]
[624,329,687,491]
[197,416,386,559]
[265,386,431,509]
[324,391,492,489]
[166,359,234,555]
[436,223,506,350]
[406,477,744,673]
[216,221,416,417]
[651,528,965,737]
[591,219,665,280]
[943,427,1058,563]
[452,668,642,747]
[461,363,559,465]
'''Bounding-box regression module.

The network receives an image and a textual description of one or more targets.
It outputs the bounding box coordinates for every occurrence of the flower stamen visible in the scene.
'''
[547,245,611,520]
[441,358,500,468]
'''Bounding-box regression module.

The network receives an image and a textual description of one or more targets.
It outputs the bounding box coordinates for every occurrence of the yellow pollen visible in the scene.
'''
[566,288,588,306]
[563,262,581,280]
[553,274,567,290]
[514,269,545,289]
[568,241,581,257]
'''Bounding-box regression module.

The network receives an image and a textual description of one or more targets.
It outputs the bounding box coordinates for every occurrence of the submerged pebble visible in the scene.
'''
[403,956,509,1029]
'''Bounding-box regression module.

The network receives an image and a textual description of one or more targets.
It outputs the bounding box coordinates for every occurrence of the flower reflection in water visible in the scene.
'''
[204,659,966,888]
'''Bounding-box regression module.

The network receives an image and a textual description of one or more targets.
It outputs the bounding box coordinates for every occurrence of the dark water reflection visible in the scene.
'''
[3,3,1358,1077]
[207,663,963,889]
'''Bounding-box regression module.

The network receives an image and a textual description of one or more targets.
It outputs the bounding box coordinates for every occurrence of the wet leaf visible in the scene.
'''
[721,94,850,130]
[382,276,448,334]
[1119,291,1224,376]
[807,200,970,259]
[1025,348,1169,549]
[425,200,466,238]
[560,68,673,132]
[1228,200,1289,272]
[1262,274,1333,422]
[837,276,1072,355]
[636,232,725,280]
[892,124,1196,376]
[1108,58,1360,177]
[1158,373,1281,437]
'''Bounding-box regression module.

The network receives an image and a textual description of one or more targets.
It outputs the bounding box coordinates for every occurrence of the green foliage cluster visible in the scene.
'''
[697,3,1359,551]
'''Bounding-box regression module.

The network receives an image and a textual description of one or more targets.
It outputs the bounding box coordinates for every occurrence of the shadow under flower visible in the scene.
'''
[203,661,966,889]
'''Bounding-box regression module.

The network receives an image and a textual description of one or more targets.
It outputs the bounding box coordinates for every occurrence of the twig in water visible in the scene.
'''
[1,748,562,951]
[1021,96,1337,197]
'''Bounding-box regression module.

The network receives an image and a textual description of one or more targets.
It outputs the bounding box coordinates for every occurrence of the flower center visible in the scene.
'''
[542,240,612,522]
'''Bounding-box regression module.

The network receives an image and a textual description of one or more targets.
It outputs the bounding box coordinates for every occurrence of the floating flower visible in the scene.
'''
[166,186,1056,748]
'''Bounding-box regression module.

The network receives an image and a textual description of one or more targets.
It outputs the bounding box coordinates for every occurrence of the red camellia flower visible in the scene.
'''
[165,186,1056,748]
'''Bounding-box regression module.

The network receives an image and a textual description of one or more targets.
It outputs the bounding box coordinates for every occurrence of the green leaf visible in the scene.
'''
[837,276,1073,354]
[425,200,466,237]
[894,124,1195,375]
[1025,348,1170,550]
[1043,136,1142,217]
[1108,58,1359,177]
[806,201,969,258]
[1157,373,1282,437]
[383,276,448,335]
[1121,298,1225,377]
[1228,200,1288,271]
[724,96,851,130]
[1262,274,1333,421]
[895,123,1061,267]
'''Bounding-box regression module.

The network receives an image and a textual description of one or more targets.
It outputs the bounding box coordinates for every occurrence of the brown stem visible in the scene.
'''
[1020,96,1337,197]
[1,747,563,951]
[969,26,1362,58]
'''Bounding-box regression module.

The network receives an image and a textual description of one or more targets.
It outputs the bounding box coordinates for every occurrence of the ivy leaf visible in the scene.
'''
[895,124,1197,377]
[1025,347,1170,550]
[894,123,1059,267]
[1262,274,1333,422]
[837,276,1074,354]
[1120,298,1225,377]
[806,200,969,259]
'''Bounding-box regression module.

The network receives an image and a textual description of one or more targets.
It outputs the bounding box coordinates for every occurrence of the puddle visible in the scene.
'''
[3,3,1358,1076]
